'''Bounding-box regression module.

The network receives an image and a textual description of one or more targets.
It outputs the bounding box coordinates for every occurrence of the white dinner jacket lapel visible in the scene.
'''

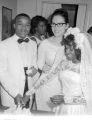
[7,35,25,94]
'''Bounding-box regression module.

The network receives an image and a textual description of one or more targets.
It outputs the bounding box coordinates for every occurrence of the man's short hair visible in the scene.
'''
[14,13,31,23]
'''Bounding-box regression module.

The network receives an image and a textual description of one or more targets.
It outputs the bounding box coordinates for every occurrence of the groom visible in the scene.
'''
[0,13,37,109]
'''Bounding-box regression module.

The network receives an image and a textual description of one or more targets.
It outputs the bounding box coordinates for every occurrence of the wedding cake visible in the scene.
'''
[4,105,31,115]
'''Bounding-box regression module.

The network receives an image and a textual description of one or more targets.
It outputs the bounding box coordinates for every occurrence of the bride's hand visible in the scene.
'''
[50,95,64,105]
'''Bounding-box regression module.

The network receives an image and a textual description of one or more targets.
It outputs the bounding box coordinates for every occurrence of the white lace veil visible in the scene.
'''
[80,33,92,114]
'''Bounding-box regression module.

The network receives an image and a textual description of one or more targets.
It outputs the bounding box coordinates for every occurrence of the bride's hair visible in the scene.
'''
[62,34,81,61]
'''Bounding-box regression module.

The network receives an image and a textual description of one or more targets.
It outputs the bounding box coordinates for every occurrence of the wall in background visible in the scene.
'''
[0,0,90,37]
[17,0,92,32]
[0,0,17,40]
[86,0,92,31]
[36,0,89,32]
[17,0,37,19]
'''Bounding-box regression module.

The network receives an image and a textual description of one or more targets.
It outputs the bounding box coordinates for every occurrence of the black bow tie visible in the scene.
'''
[17,38,29,44]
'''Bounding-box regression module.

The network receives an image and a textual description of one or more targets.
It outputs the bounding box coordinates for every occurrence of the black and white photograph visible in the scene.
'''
[0,0,92,120]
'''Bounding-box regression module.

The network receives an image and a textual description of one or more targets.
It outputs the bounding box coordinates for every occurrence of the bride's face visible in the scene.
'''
[65,45,76,61]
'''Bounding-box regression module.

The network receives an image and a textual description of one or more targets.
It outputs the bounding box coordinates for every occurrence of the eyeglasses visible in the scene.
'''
[51,23,66,28]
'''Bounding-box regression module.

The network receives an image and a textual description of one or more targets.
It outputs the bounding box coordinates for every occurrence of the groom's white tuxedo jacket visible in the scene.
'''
[0,34,37,107]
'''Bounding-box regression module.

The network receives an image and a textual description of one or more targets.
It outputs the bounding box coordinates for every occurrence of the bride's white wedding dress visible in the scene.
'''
[54,60,86,115]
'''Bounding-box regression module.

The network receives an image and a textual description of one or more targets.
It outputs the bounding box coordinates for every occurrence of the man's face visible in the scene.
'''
[14,16,31,39]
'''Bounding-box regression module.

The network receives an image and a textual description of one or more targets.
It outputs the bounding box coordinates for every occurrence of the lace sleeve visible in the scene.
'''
[33,61,62,89]
[26,47,64,96]
[26,61,62,96]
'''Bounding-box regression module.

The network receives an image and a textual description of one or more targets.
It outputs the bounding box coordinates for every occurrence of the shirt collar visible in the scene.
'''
[14,34,29,42]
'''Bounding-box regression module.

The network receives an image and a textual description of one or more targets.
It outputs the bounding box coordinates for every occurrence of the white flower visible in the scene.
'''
[75,33,84,49]
[64,27,80,38]
[64,27,84,49]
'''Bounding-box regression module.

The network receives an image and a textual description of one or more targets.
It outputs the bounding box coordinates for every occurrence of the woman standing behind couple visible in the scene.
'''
[29,15,50,47]
[32,8,69,112]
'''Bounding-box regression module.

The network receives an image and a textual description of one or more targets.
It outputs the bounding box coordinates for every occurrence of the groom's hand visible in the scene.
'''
[23,95,30,106]
[14,94,24,106]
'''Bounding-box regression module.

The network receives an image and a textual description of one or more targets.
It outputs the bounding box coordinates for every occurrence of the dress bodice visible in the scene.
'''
[45,41,60,66]
[59,61,82,97]
[37,38,64,70]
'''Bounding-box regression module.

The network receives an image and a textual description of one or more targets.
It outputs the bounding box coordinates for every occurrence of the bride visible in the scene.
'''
[26,27,92,115]
[51,27,92,115]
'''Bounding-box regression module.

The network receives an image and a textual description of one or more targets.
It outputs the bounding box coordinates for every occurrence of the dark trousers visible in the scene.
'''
[31,94,37,110]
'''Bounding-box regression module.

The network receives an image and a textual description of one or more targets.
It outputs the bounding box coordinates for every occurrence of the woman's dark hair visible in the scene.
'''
[62,34,81,61]
[50,8,69,24]
[30,15,48,34]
